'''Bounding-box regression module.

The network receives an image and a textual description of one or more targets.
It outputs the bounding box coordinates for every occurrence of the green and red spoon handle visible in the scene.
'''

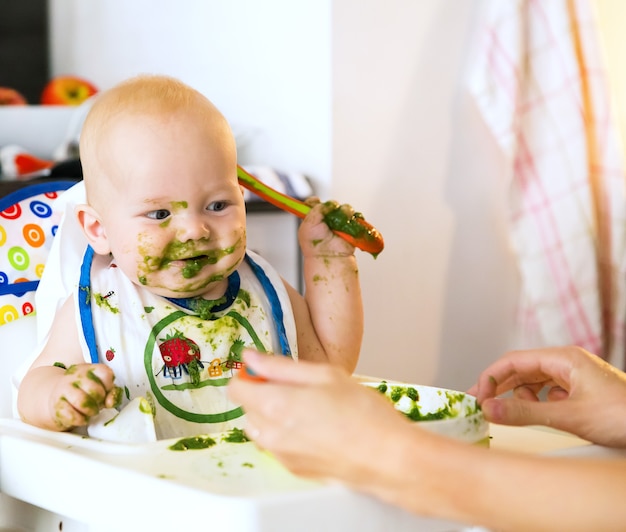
[237,165,384,257]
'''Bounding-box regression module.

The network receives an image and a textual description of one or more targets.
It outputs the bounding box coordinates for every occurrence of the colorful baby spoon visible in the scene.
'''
[237,166,384,257]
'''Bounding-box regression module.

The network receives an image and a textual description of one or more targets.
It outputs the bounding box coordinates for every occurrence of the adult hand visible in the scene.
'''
[229,350,412,482]
[49,363,121,430]
[468,346,626,447]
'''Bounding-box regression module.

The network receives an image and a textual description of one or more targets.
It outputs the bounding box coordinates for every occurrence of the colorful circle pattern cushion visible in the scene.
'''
[0,181,77,325]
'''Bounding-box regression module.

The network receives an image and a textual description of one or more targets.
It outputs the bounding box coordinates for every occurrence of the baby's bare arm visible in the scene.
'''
[291,202,364,372]
[17,296,120,431]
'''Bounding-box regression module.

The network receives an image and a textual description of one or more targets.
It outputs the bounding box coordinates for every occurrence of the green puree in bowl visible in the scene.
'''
[375,381,481,422]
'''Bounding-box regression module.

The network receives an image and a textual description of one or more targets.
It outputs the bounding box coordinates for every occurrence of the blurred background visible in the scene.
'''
[3,0,626,391]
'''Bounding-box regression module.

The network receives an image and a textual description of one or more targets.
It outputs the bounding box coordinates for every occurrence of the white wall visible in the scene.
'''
[48,0,522,391]
[49,0,332,196]
[332,0,519,388]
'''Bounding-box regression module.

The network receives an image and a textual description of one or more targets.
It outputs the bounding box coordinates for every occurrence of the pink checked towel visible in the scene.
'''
[468,0,626,367]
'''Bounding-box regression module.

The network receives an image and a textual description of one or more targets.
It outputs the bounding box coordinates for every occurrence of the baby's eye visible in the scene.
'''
[207,201,228,212]
[146,209,171,220]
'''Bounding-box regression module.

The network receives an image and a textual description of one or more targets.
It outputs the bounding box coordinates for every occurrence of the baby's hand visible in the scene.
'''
[299,198,357,258]
[50,363,122,431]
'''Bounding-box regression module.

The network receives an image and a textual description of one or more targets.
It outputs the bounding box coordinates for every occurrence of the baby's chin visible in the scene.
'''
[133,253,244,300]
[143,284,223,300]
[134,277,229,300]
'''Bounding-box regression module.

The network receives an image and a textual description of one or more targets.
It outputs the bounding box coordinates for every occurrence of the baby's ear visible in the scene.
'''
[75,204,111,255]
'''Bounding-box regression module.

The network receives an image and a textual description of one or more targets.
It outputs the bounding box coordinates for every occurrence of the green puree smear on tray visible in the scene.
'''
[222,427,250,443]
[375,381,480,422]
[169,435,216,451]
[168,428,251,451]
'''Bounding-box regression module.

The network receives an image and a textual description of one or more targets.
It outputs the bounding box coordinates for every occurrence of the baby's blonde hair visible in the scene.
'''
[79,75,228,203]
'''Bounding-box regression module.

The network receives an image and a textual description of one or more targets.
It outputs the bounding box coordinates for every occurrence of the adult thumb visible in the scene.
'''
[481,397,573,430]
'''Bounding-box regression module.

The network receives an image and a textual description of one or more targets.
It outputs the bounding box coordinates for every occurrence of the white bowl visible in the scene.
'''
[362,381,489,445]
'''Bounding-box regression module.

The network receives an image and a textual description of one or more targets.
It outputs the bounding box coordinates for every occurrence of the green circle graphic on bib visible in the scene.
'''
[145,310,245,424]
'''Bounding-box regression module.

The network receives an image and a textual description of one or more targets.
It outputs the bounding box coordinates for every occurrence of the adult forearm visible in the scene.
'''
[361,427,626,531]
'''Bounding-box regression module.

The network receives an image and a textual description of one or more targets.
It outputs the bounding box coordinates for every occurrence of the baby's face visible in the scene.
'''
[93,111,246,299]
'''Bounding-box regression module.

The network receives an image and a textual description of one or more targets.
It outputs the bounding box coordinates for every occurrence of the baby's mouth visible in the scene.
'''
[166,252,211,265]
[179,254,208,262]
[176,255,216,279]
[154,240,239,279]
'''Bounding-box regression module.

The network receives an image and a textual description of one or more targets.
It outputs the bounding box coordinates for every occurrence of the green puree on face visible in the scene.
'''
[182,259,205,279]
[160,241,237,279]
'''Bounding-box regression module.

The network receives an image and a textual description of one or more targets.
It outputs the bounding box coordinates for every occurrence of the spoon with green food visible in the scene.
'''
[237,166,384,257]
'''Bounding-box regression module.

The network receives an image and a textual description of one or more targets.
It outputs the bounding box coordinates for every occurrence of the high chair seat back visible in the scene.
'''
[0,180,76,325]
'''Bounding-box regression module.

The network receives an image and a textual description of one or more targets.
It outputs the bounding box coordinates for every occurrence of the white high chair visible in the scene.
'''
[0,314,37,419]
[0,315,88,532]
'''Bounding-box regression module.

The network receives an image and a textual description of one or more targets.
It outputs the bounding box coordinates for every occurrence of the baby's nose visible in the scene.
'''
[176,217,210,242]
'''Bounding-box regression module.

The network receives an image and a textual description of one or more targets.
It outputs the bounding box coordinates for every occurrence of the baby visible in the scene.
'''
[17,75,363,439]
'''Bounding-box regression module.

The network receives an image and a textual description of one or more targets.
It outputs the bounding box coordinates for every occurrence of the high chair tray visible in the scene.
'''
[0,418,459,532]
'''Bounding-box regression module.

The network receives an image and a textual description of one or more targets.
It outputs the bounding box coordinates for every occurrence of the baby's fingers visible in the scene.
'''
[59,377,104,417]
[304,196,321,207]
[64,366,106,403]
[52,395,91,430]
[61,364,117,413]
[84,364,117,393]
[104,386,124,409]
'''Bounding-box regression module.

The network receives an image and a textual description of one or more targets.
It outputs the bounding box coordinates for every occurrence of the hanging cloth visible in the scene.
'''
[468,0,626,367]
